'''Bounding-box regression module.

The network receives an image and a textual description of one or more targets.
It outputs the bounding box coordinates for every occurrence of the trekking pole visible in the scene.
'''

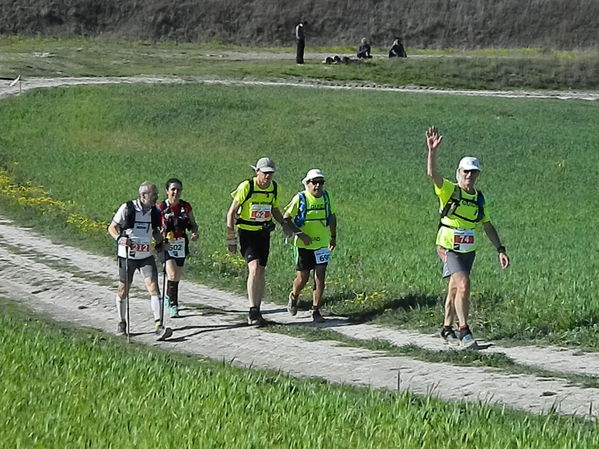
[125,245,131,344]
[161,259,167,325]
[157,254,172,341]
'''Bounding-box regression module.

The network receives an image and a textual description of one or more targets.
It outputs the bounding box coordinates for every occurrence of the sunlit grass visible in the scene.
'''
[2,299,599,448]
[0,82,597,347]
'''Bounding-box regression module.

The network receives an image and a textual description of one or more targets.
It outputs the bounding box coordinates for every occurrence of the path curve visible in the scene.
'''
[1,217,598,419]
[2,75,599,101]
[1,77,599,419]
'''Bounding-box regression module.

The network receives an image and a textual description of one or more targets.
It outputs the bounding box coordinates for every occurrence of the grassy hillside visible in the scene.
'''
[1,0,599,50]
[1,83,598,347]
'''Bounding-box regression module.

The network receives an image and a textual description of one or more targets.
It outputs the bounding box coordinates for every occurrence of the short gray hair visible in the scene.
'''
[138,181,157,196]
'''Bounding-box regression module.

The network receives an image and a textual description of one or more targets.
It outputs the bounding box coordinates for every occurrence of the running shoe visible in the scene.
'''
[440,327,459,346]
[287,292,298,316]
[311,307,325,323]
[155,320,173,340]
[164,296,180,318]
[248,307,267,326]
[459,327,477,349]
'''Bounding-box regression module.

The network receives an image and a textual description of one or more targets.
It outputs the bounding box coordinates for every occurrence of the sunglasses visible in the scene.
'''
[309,179,325,185]
[463,169,480,174]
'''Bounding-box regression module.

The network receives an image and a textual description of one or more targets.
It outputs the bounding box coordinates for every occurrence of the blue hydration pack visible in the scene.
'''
[293,191,331,228]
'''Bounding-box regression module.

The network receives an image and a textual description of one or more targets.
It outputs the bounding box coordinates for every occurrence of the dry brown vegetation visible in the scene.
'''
[2,0,598,50]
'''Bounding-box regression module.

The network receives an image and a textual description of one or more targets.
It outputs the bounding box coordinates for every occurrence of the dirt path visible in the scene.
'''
[1,217,599,419]
[2,77,599,419]
[2,75,599,101]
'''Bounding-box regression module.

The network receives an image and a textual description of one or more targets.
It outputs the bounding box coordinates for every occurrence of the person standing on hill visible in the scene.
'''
[295,20,307,64]
[283,169,337,323]
[226,158,285,325]
[108,181,172,340]
[425,126,510,348]
[156,178,199,318]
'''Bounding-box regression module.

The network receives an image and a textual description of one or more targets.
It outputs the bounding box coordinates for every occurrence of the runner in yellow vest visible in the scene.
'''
[283,169,337,323]
[226,158,285,325]
[426,126,510,348]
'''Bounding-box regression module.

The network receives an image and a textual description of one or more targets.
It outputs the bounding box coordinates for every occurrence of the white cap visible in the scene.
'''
[302,168,325,185]
[250,157,276,173]
[457,157,481,171]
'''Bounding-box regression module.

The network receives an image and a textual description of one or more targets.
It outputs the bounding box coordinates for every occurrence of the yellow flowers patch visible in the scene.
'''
[0,168,108,235]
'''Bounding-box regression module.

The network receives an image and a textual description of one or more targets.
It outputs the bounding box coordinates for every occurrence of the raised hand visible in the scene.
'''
[426,126,443,152]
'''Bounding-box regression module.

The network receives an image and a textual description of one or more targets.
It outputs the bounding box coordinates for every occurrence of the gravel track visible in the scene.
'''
[2,76,598,419]
[1,217,598,419]
[2,75,599,101]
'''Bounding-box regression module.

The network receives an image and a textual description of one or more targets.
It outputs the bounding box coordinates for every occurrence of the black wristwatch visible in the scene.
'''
[496,246,506,254]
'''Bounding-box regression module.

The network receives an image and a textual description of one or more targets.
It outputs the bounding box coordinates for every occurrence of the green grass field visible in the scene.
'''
[1,81,597,347]
[2,39,599,445]
[2,38,599,90]
[2,299,598,449]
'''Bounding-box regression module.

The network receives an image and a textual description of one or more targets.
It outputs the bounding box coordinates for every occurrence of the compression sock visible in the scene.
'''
[167,280,179,306]
[150,295,161,321]
[115,294,126,321]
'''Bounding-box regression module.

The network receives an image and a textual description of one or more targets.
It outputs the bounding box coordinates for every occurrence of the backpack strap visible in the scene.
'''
[439,186,461,220]
[240,179,277,205]
[439,185,485,225]
[293,191,331,228]
[475,191,485,222]
[323,191,331,226]
[240,178,254,205]
[123,201,135,231]
[151,206,161,229]
[293,192,308,227]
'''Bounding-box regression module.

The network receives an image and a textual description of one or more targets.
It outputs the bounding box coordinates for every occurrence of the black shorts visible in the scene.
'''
[118,256,158,285]
[164,235,189,266]
[295,247,329,272]
[239,229,270,266]
[164,253,186,267]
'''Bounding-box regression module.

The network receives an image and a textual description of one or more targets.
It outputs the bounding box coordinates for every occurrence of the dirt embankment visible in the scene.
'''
[2,0,598,50]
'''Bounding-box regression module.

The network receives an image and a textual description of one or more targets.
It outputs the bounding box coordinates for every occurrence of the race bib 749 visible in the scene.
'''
[452,229,475,252]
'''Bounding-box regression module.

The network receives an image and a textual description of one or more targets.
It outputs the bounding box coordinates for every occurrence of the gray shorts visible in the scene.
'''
[118,256,158,285]
[437,247,476,278]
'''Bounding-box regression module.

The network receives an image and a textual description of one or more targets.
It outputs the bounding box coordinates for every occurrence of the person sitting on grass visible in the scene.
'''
[357,38,373,59]
[388,38,407,58]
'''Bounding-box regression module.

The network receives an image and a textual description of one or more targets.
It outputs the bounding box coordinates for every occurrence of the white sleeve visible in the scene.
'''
[112,203,128,227]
